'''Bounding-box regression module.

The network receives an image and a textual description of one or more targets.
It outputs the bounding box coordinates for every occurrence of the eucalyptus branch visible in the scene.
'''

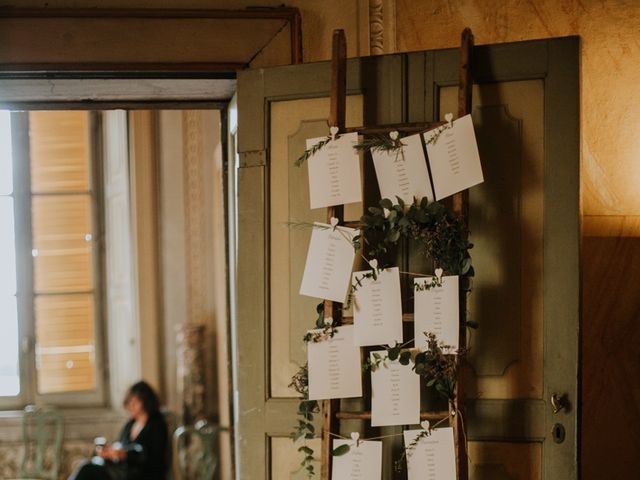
[404,429,431,457]
[363,346,413,372]
[303,323,338,343]
[414,276,443,292]
[289,365,319,478]
[423,122,453,146]
[295,136,332,167]
[413,332,465,401]
[343,267,379,311]
[354,134,404,153]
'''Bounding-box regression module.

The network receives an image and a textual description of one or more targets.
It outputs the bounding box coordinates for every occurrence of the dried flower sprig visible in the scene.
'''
[295,136,332,167]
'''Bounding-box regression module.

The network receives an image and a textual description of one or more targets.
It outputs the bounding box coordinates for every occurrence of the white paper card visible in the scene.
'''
[331,439,382,480]
[352,267,403,346]
[423,114,483,200]
[372,133,434,204]
[414,276,459,351]
[403,428,457,480]
[300,223,359,303]
[370,351,420,427]
[307,325,362,401]
[307,132,362,209]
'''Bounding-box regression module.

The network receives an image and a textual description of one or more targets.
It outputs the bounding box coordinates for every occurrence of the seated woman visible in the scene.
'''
[69,381,169,480]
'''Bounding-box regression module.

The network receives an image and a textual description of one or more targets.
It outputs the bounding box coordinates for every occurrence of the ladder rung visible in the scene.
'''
[340,313,414,324]
[336,410,449,421]
[342,121,446,135]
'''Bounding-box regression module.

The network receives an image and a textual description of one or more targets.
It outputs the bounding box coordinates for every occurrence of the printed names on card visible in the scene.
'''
[423,114,484,200]
[307,325,362,401]
[414,276,459,351]
[370,351,420,427]
[352,267,403,346]
[372,133,434,205]
[307,132,362,209]
[331,440,382,480]
[299,223,358,303]
[403,428,457,480]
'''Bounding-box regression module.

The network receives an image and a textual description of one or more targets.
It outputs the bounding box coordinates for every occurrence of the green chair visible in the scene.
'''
[18,405,64,480]
[172,421,224,480]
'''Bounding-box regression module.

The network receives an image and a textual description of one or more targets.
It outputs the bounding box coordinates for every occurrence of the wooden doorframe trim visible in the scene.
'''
[0,6,303,75]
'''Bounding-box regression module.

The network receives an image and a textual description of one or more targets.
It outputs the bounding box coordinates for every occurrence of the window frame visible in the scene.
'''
[0,111,107,409]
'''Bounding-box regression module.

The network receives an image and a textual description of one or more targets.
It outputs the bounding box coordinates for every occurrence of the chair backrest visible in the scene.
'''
[172,421,221,480]
[20,405,64,480]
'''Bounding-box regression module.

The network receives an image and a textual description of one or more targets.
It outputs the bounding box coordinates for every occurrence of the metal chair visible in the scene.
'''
[172,420,223,480]
[18,405,64,480]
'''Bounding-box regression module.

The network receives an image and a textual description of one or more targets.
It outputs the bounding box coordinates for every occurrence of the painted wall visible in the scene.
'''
[393,0,640,225]
[2,1,638,477]
[11,0,634,223]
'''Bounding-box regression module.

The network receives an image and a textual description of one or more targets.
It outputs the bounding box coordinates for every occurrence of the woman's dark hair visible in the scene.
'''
[123,380,161,415]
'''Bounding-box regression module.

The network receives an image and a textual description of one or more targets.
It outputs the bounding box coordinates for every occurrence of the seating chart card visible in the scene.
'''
[370,351,420,427]
[403,427,457,480]
[299,223,359,303]
[423,114,483,200]
[352,267,403,346]
[371,133,434,205]
[414,276,459,351]
[331,439,382,480]
[307,132,362,209]
[307,325,362,401]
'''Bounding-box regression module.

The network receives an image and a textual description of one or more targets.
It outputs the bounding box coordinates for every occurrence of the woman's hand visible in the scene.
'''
[98,444,127,462]
[109,447,127,461]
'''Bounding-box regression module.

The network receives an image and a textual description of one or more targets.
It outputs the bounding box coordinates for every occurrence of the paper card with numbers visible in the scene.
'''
[413,276,459,351]
[307,132,362,209]
[307,325,362,401]
[370,350,420,427]
[331,439,382,480]
[371,133,434,205]
[403,427,457,480]
[423,114,483,200]
[299,223,359,303]
[352,267,403,346]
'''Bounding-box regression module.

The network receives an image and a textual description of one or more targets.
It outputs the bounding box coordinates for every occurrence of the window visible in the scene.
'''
[0,110,105,408]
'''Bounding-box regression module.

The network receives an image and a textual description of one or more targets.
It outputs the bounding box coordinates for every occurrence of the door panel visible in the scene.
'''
[270,95,364,398]
[235,37,579,480]
[441,81,545,399]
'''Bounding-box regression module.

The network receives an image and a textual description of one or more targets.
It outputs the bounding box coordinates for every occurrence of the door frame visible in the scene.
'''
[236,36,580,479]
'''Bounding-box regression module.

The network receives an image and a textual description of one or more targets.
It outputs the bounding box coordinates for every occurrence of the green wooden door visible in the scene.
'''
[234,37,579,480]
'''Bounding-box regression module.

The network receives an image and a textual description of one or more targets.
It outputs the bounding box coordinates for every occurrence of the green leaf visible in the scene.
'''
[298,446,314,455]
[380,198,393,210]
[388,346,400,361]
[399,351,412,365]
[387,229,401,242]
[332,444,351,457]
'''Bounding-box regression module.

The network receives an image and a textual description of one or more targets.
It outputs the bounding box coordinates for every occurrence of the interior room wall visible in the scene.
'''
[3,1,637,478]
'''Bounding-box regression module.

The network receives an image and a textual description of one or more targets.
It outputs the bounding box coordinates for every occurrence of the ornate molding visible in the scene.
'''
[369,0,384,55]
[182,111,207,327]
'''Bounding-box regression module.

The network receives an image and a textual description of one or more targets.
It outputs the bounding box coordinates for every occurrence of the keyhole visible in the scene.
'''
[552,423,566,444]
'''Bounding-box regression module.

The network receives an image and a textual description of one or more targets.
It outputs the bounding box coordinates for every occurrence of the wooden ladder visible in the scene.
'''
[320,27,474,480]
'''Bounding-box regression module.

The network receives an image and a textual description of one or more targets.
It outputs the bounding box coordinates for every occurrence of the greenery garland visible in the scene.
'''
[360,196,474,278]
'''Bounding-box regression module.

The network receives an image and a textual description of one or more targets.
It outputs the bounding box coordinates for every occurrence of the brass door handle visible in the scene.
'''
[551,393,568,414]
